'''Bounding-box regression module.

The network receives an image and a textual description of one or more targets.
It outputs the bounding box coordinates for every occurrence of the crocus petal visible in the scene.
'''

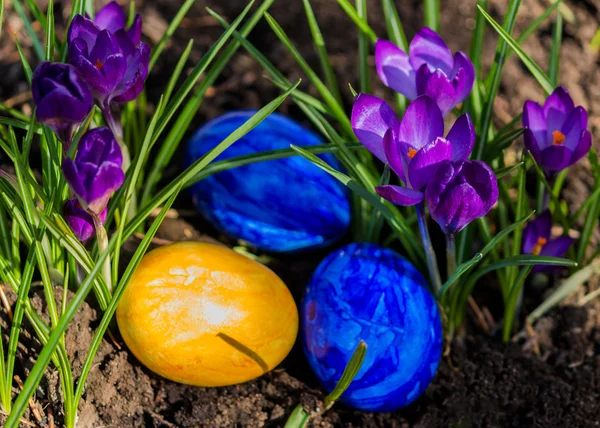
[94,1,126,33]
[112,42,150,103]
[409,27,453,74]
[398,95,444,150]
[351,94,400,163]
[446,113,475,161]
[540,145,572,171]
[543,86,574,132]
[127,14,143,46]
[67,15,100,49]
[569,130,592,166]
[382,128,405,181]
[87,162,125,214]
[63,198,107,242]
[523,128,543,164]
[62,159,87,201]
[523,100,548,149]
[415,65,456,116]
[560,106,588,151]
[375,185,424,206]
[450,51,475,104]
[375,39,417,100]
[431,182,484,234]
[407,137,452,190]
[540,236,574,259]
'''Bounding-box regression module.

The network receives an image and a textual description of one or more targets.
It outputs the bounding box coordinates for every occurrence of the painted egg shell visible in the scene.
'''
[302,242,442,412]
[116,242,299,387]
[185,111,350,253]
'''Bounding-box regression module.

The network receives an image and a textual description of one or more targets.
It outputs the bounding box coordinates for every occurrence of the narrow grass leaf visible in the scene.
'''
[149,0,195,70]
[335,0,377,42]
[323,340,367,409]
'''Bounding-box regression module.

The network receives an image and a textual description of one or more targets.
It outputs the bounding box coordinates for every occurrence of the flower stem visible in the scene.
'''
[93,214,112,293]
[446,233,457,279]
[416,202,443,294]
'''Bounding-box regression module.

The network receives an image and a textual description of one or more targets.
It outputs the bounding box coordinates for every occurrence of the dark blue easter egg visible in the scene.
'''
[185,111,350,253]
[302,242,442,412]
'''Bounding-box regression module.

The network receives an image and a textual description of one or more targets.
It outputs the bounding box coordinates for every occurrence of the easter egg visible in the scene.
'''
[302,243,442,412]
[116,242,298,386]
[185,111,350,253]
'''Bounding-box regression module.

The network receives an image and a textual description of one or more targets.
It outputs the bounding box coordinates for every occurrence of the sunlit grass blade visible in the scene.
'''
[11,0,44,60]
[335,0,377,43]
[140,0,275,207]
[149,0,195,70]
[44,0,54,61]
[323,340,367,410]
[284,405,310,428]
[484,128,525,163]
[303,0,343,104]
[125,81,300,244]
[473,0,522,160]
[290,144,424,261]
[527,259,600,324]
[548,11,562,86]
[153,1,255,146]
[264,12,353,136]
[15,38,33,85]
[162,39,194,106]
[478,6,554,94]
[356,0,370,94]
[424,0,440,32]
[495,162,523,179]
[71,187,181,416]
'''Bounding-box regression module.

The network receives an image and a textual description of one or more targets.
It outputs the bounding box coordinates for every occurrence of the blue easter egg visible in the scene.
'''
[302,242,443,412]
[185,111,350,253]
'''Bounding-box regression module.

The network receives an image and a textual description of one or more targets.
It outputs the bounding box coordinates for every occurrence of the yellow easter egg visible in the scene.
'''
[116,242,298,386]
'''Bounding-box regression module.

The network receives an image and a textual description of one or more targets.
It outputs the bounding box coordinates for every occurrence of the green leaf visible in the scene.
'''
[478,5,554,94]
[284,405,311,428]
[438,211,535,298]
[484,128,525,162]
[163,39,194,106]
[424,0,440,32]
[335,0,377,42]
[45,0,54,61]
[356,0,370,94]
[303,0,343,105]
[323,340,367,409]
[149,0,195,70]
[495,162,524,179]
[548,11,562,86]
[11,0,44,60]
[14,38,33,85]
[502,265,533,341]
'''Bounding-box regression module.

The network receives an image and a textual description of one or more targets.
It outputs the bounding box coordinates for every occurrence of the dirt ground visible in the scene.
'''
[0,0,599,426]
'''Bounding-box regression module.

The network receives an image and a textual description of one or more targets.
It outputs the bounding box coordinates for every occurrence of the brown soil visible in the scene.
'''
[0,0,599,426]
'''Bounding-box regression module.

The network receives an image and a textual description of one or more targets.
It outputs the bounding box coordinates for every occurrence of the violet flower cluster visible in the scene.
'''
[30,2,149,242]
[352,93,498,235]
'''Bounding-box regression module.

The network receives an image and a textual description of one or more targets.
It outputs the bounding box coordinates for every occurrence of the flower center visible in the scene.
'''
[531,237,547,255]
[552,130,566,145]
[408,147,418,159]
[95,59,105,70]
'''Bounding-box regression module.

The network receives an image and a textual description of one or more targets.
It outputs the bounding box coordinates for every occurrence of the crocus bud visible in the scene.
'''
[31,62,94,144]
[523,86,592,175]
[62,127,125,215]
[67,3,150,106]
[375,28,475,116]
[63,197,107,242]
[426,160,498,235]
[522,210,573,273]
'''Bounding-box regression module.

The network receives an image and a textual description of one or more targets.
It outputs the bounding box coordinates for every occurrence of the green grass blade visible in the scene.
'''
[548,11,562,86]
[149,0,195,70]
[14,38,33,85]
[303,0,343,105]
[323,340,367,409]
[284,406,311,428]
[163,39,193,106]
[484,128,524,162]
[72,186,181,412]
[356,0,370,94]
[495,162,524,179]
[44,0,54,61]
[335,0,377,42]
[478,6,553,93]
[424,0,440,32]
[11,0,44,60]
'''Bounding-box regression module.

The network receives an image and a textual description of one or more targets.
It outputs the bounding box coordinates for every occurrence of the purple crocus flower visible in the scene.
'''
[62,127,125,215]
[67,2,149,107]
[352,94,475,206]
[375,27,475,116]
[523,86,591,175]
[425,160,498,235]
[522,210,573,273]
[31,62,94,144]
[63,197,107,242]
